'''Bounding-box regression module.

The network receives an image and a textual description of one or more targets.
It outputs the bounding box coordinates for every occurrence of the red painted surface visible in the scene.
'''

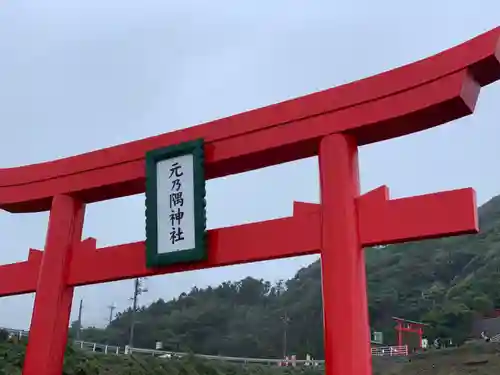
[0,249,42,297]
[0,188,478,295]
[295,186,478,247]
[319,134,372,375]
[0,28,498,213]
[393,317,428,349]
[22,196,85,375]
[0,28,498,375]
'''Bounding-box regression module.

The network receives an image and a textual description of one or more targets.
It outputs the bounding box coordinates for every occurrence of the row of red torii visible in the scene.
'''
[0,28,499,375]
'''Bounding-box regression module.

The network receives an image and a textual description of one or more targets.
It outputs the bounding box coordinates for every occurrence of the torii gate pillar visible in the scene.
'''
[23,195,85,375]
[320,134,371,375]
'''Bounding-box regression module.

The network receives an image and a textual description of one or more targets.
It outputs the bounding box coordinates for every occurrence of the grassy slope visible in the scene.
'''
[3,341,500,374]
[373,342,500,375]
[0,341,322,375]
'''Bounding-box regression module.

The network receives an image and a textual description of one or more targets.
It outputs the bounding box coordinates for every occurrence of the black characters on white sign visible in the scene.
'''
[168,162,185,244]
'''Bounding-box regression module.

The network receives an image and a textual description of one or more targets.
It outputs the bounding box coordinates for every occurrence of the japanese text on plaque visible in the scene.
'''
[168,162,185,244]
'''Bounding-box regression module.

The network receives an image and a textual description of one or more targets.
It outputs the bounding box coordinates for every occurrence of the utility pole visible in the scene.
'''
[281,311,290,359]
[76,299,83,341]
[128,278,148,349]
[107,303,116,326]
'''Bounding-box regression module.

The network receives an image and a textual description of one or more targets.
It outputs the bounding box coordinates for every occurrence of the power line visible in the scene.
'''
[107,303,116,326]
[76,299,83,341]
[281,311,290,359]
[128,278,148,348]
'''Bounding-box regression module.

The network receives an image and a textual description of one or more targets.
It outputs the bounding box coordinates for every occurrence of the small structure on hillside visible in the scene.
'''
[393,317,429,352]
[371,331,384,345]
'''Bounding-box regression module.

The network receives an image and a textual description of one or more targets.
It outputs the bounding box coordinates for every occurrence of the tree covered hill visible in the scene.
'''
[76,194,500,359]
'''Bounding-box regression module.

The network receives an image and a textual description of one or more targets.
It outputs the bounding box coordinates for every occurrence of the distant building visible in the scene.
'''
[370,331,384,348]
[371,331,383,344]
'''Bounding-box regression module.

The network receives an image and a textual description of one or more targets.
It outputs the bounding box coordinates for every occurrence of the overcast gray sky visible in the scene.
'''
[0,0,499,330]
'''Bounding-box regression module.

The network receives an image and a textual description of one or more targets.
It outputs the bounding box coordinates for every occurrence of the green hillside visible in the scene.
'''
[76,194,500,359]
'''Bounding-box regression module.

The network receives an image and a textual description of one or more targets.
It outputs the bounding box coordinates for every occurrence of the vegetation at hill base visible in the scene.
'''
[4,331,500,375]
[74,194,500,361]
[372,341,500,375]
[0,337,322,375]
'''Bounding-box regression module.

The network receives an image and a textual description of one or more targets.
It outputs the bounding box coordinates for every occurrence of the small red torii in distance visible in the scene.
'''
[393,317,429,350]
[0,27,498,375]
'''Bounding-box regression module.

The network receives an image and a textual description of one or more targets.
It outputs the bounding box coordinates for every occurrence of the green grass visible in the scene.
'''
[372,342,500,375]
[0,340,323,375]
[3,339,500,374]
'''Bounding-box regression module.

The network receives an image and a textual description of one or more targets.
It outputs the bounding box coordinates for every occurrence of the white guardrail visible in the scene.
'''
[0,326,408,365]
[491,333,500,343]
[371,345,408,357]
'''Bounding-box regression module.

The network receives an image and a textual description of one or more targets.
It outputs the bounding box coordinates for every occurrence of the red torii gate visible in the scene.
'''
[393,317,429,350]
[0,28,498,375]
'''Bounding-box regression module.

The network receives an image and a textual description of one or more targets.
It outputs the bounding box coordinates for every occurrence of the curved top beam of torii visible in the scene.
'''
[0,27,499,213]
